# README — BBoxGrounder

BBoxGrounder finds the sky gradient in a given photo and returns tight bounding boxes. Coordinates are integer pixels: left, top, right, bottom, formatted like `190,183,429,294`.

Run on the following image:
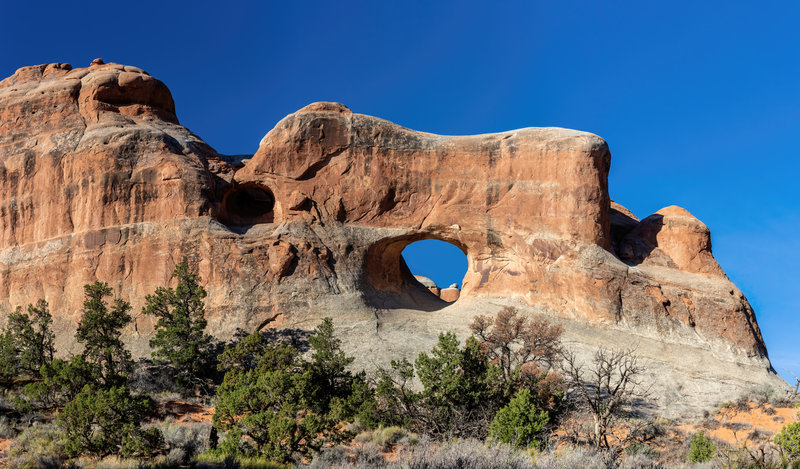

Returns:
2,1,798,382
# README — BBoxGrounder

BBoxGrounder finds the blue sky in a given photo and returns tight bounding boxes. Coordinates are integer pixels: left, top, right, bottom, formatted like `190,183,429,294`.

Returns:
2,1,798,382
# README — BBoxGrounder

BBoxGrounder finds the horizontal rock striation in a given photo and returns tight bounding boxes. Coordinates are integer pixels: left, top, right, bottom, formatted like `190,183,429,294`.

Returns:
0,61,785,415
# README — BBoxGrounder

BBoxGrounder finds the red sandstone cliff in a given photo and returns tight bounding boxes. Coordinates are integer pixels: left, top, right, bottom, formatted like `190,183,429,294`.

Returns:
0,61,783,415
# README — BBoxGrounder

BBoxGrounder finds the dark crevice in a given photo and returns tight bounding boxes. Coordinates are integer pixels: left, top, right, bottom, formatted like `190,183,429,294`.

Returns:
218,183,275,226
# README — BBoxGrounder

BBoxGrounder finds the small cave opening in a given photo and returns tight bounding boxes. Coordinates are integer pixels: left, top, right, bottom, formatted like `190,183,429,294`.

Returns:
402,239,468,303
219,184,275,226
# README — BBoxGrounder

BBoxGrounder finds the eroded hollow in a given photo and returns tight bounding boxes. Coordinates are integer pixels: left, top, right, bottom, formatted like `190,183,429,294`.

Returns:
219,183,275,225
365,234,468,309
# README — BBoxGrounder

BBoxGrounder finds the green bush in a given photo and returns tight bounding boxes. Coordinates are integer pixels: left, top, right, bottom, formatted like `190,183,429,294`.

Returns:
375,333,503,439
58,384,162,458
489,388,549,448
688,430,716,463
17,355,97,411
213,318,374,463
776,420,800,460
0,330,16,386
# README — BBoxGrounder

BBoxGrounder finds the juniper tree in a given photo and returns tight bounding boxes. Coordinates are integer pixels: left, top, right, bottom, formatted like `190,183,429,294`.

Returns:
5,299,56,377
489,388,550,448
143,262,214,393
0,330,15,387
376,332,502,438
59,384,162,458
75,281,133,385
213,318,374,462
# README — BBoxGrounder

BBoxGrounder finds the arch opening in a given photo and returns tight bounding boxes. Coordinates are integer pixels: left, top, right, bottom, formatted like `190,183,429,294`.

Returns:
402,239,468,303
220,183,275,225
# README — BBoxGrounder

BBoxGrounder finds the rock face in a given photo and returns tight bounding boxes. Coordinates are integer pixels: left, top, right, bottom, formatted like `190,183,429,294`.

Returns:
0,62,786,415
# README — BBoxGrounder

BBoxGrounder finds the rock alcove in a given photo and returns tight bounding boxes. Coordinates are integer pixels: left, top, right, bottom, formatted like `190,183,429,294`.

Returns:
219,183,275,226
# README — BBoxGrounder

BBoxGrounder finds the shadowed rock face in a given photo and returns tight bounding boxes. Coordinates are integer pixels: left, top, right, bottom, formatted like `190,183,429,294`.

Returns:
0,62,785,415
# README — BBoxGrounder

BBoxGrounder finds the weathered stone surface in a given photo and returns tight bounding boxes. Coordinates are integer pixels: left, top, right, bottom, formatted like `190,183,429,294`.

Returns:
414,275,441,297
440,287,460,303
0,62,786,416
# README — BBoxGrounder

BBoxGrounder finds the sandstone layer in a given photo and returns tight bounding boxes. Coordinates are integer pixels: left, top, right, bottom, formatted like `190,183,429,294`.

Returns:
0,61,786,416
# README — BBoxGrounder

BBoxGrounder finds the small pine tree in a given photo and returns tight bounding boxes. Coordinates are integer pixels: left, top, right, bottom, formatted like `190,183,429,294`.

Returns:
307,317,354,411
6,299,55,376
489,388,549,448
376,332,501,438
143,262,214,393
0,329,16,387
688,430,716,463
0,299,55,383
75,281,133,385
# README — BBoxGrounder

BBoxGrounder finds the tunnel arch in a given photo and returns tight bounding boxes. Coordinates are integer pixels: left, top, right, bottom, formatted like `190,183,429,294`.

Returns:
218,183,275,225
365,233,469,308
402,239,467,303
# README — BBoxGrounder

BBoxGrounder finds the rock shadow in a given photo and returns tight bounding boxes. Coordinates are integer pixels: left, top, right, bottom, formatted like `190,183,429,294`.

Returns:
615,214,664,266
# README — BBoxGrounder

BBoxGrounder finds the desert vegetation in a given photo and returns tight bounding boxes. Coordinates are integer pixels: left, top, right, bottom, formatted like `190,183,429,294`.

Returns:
0,264,798,468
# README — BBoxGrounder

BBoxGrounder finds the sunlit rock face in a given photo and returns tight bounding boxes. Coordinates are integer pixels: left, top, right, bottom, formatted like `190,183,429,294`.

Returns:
0,61,786,416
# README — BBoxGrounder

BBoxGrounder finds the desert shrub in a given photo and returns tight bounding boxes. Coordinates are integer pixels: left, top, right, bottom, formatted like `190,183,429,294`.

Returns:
775,419,800,460
17,355,98,411
58,384,162,458
154,419,213,465
400,437,536,469
533,445,609,469
490,388,549,448
0,415,15,438
195,452,292,468
375,333,502,439
304,442,388,469
8,423,71,469
688,430,716,463
143,262,216,395
617,450,662,469
354,425,413,452
213,318,374,463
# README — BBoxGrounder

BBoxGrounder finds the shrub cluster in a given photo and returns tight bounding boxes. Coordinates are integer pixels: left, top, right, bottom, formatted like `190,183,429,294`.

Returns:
12,262,777,468
212,318,374,463
2,261,216,464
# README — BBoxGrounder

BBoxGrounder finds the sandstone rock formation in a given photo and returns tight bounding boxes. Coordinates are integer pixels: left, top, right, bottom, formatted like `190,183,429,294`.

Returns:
413,276,441,297
0,61,786,415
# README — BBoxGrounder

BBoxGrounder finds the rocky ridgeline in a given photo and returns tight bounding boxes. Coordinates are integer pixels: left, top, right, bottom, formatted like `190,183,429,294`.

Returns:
0,60,787,415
